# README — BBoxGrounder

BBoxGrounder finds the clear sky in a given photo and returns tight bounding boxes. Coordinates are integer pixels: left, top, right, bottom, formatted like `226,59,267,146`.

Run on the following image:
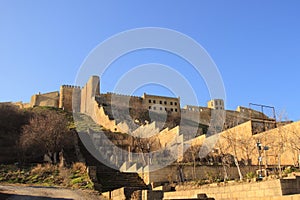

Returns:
1,1,299,121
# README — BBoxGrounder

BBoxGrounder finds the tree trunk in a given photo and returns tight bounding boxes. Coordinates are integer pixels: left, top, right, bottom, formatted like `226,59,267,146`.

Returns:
222,163,228,181
278,153,282,178
193,160,196,180
234,156,243,180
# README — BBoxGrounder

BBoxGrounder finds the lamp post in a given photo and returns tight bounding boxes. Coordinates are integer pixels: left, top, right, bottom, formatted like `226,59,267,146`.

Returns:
257,141,263,179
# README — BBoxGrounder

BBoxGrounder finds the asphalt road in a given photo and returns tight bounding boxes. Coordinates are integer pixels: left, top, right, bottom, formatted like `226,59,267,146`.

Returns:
0,184,106,200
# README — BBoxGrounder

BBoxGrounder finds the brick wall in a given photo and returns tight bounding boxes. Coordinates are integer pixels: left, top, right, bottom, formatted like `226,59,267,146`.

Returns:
164,179,288,199
140,165,258,185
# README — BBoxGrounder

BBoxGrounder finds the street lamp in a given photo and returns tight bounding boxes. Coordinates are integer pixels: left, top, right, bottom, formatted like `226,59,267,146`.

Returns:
256,141,269,179
257,141,263,180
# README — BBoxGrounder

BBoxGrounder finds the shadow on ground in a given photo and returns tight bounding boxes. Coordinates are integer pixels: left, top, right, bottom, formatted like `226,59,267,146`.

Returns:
0,192,72,200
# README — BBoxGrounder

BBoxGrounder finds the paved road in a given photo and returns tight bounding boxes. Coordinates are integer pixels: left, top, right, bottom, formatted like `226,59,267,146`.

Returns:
0,185,107,200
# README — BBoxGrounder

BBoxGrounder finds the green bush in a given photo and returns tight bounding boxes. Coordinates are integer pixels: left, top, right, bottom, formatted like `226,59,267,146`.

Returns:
70,177,83,185
283,166,297,175
245,172,257,179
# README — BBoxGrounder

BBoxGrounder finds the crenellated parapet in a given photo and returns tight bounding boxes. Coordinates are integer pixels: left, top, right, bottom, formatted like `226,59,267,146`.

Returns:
59,85,81,112
61,85,81,89
106,92,141,99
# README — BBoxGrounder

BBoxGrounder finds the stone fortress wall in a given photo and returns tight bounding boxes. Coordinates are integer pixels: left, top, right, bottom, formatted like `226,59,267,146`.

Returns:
11,75,300,196
29,85,81,112
15,75,300,168
142,93,180,116
59,85,81,112
24,75,268,131
186,120,300,166
30,91,60,108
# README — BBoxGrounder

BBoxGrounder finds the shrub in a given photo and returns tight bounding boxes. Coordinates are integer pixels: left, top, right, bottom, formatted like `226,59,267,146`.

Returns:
69,162,93,189
71,162,86,174
245,172,257,179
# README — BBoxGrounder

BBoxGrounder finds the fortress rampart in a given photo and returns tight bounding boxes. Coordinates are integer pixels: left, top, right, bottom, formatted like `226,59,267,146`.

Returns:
59,85,81,112
11,75,300,173
30,91,59,108
23,75,271,129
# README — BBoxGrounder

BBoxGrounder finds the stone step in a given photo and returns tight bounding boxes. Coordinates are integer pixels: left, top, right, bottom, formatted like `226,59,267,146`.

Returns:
77,128,147,193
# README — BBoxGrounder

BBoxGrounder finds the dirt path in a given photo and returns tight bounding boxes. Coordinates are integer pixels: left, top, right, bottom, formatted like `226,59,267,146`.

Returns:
0,184,107,200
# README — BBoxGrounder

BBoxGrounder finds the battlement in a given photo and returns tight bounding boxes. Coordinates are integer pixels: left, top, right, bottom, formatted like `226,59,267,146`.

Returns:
61,85,81,89
23,75,275,130
142,93,179,100
106,92,141,99
182,105,211,112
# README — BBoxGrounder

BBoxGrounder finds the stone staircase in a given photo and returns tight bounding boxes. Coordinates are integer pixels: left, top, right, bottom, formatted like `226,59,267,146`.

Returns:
77,129,148,192
74,107,210,188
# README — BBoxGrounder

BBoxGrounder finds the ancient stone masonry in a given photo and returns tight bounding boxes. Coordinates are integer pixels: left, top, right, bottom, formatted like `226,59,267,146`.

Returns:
30,91,59,108
142,93,181,117
80,76,100,115
59,85,81,112
13,75,300,189
23,75,273,135
20,75,281,152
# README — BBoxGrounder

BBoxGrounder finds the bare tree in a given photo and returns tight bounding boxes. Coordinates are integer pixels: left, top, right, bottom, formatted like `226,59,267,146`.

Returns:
183,145,201,180
0,103,29,163
20,109,74,163
238,132,257,166
219,117,246,180
287,127,300,167
214,142,234,181
269,113,290,177
133,137,159,165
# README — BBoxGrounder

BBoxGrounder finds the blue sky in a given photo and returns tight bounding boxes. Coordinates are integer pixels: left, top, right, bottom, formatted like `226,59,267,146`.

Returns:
0,1,299,120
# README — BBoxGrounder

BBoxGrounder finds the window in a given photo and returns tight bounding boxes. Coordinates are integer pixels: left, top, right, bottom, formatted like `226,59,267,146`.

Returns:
170,102,173,105
153,100,156,104
175,102,177,106
211,102,213,106
171,108,173,112
153,106,156,110
149,100,151,103
215,101,218,105
165,108,167,111
160,107,162,110
175,108,178,112
149,106,151,109
160,100,162,104
164,101,167,105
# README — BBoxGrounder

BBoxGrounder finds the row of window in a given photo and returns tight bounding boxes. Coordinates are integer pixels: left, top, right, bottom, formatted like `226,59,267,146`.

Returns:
148,106,178,112
148,99,178,106
187,107,203,112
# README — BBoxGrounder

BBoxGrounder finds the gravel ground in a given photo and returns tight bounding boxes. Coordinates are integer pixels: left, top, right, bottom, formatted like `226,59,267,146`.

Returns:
0,184,107,200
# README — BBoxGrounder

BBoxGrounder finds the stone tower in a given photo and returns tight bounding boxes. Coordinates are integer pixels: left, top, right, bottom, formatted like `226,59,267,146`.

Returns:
80,76,100,114
59,85,81,112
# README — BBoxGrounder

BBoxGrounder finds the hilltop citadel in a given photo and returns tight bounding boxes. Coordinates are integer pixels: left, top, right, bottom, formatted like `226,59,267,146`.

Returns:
15,75,273,131
12,75,298,167
5,75,300,199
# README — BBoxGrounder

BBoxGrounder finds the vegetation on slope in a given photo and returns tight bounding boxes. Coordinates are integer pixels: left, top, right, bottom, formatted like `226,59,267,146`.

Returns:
0,162,93,189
